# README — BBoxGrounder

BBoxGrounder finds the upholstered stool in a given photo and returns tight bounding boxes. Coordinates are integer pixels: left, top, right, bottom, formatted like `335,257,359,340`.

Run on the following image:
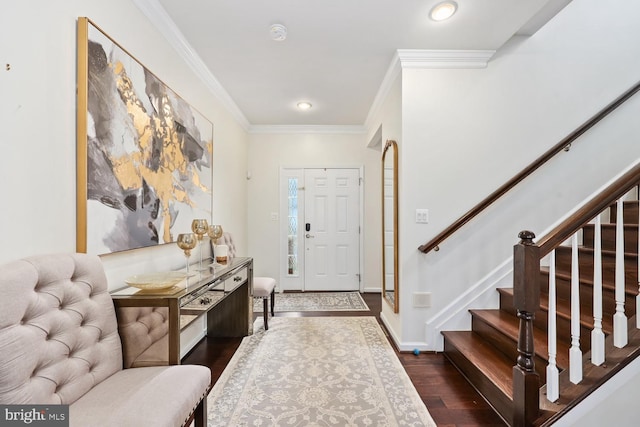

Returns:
253,276,276,330
215,232,276,330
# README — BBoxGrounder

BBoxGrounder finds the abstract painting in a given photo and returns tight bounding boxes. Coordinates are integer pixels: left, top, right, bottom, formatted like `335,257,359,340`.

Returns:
76,18,213,255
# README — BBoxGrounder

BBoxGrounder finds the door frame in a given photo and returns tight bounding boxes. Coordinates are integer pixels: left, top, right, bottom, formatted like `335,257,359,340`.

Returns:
278,166,364,292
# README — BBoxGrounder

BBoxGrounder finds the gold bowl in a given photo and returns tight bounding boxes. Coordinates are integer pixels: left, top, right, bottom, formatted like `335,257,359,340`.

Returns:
125,272,189,290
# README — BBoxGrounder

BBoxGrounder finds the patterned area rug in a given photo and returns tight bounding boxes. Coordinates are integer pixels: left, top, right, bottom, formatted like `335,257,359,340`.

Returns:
253,291,369,312
207,317,436,426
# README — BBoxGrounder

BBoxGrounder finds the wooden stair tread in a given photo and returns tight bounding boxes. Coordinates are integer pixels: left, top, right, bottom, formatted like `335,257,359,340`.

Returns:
539,293,614,336
442,330,514,398
441,200,640,424
470,309,570,369
498,287,614,335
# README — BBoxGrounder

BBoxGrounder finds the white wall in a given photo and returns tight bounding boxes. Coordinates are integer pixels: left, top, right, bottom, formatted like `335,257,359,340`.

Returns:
365,73,403,341
247,132,380,289
396,0,640,348
0,0,248,288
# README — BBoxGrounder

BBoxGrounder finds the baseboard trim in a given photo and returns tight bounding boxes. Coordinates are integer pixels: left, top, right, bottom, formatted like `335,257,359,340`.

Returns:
425,257,512,351
379,312,430,352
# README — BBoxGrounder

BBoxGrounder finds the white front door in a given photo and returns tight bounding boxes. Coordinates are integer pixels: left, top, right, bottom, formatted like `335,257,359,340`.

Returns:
303,168,360,291
279,168,361,292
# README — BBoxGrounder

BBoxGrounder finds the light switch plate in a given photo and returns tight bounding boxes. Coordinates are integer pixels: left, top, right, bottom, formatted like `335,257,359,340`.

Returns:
415,209,429,224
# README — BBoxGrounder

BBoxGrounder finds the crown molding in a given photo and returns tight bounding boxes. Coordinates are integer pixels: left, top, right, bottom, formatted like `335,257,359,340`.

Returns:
397,49,496,69
248,125,367,135
364,52,402,131
132,0,250,131
364,49,496,132
127,5,498,133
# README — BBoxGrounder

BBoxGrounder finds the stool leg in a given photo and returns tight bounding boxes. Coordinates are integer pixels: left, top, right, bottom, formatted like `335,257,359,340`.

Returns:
263,298,269,330
270,289,275,316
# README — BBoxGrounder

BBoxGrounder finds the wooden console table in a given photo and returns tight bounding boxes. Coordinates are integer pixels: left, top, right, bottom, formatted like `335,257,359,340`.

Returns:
111,257,253,365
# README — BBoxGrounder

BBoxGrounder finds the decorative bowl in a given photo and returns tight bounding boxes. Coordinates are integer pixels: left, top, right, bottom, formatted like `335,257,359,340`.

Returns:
124,272,189,290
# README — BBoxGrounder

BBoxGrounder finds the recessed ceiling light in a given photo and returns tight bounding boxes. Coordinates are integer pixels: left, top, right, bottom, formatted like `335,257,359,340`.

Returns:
430,1,458,21
270,24,287,41
297,101,312,110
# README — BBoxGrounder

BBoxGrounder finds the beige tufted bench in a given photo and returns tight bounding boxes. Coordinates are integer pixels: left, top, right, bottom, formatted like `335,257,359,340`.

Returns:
0,253,210,427
116,305,172,368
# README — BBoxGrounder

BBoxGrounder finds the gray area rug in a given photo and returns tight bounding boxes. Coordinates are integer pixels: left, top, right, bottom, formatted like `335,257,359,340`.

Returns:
253,291,369,312
207,317,436,426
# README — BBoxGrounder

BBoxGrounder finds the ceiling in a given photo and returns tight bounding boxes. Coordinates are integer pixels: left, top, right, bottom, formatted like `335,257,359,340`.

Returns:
135,0,572,131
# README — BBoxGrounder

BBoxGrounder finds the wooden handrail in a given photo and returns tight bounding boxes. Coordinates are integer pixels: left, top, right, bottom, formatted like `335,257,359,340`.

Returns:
418,80,640,254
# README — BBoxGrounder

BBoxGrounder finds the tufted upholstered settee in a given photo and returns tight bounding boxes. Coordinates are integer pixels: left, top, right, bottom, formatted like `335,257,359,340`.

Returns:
0,253,210,427
116,304,173,368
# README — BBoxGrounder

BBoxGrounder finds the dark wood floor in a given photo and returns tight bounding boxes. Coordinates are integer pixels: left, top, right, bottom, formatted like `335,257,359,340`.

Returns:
182,292,507,426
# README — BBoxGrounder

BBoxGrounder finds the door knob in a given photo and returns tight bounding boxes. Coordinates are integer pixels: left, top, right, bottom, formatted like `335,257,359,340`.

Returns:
305,233,314,238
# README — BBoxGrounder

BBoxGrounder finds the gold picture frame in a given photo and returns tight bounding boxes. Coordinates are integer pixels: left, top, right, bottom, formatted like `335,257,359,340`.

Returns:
76,17,213,255
382,139,399,313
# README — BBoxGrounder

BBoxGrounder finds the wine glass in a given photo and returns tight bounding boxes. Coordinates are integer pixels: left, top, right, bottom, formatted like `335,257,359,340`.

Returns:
177,233,197,275
207,225,224,266
191,219,209,270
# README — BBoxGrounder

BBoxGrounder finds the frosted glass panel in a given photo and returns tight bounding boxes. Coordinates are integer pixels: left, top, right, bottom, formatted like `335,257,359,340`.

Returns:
287,178,298,276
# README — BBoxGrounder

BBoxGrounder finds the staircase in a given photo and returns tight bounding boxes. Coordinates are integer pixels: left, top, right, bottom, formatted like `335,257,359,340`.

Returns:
443,200,640,425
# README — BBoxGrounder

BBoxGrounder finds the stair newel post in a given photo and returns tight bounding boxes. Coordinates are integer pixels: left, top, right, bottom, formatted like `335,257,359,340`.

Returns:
513,230,540,427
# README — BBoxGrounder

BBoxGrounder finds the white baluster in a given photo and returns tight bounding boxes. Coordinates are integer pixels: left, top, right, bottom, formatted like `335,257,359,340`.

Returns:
591,215,605,365
547,249,559,402
614,198,628,348
570,233,583,384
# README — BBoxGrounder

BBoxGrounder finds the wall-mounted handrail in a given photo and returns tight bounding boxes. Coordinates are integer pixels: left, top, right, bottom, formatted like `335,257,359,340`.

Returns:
418,80,640,254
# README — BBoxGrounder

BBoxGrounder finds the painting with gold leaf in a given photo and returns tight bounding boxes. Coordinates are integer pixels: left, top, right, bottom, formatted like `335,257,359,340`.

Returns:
76,18,213,255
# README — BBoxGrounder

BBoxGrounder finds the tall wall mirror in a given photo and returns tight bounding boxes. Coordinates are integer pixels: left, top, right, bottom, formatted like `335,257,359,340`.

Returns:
382,140,399,313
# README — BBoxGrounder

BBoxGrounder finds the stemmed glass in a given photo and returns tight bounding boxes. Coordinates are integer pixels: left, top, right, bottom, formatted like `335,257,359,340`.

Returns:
176,233,197,275
207,224,224,266
191,219,209,271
